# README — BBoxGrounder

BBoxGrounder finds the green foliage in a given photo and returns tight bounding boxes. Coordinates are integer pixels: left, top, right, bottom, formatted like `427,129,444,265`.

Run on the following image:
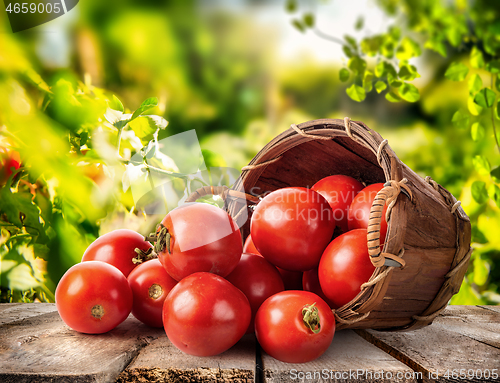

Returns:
444,62,469,81
290,0,500,305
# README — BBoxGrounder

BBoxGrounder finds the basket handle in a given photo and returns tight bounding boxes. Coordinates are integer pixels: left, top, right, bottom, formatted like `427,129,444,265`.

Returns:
367,179,412,268
186,185,261,204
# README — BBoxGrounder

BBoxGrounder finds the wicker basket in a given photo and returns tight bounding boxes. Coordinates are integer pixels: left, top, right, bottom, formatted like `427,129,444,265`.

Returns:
189,118,472,331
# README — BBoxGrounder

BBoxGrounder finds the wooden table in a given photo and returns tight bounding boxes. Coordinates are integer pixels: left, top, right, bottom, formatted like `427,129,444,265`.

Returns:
0,303,498,382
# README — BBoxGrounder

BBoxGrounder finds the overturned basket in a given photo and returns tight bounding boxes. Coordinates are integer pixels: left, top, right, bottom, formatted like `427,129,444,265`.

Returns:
189,118,472,331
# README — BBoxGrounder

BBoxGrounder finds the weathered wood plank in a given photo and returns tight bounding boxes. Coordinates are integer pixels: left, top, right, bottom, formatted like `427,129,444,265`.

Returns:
435,305,500,349
356,306,500,383
0,302,58,326
262,330,418,383
116,334,256,383
0,303,164,383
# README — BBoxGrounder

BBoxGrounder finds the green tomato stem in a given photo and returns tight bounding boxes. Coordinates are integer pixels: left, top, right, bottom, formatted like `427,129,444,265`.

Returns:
302,303,321,334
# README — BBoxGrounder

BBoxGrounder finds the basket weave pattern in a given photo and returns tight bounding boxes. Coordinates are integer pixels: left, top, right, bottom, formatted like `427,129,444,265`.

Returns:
225,118,472,331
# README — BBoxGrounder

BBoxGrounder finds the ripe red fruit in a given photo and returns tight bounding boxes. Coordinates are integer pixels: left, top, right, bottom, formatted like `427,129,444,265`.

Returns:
318,229,375,309
225,253,284,333
127,259,177,328
348,183,388,244
250,187,334,271
163,272,251,356
312,174,364,233
55,261,133,334
82,229,153,277
156,203,242,281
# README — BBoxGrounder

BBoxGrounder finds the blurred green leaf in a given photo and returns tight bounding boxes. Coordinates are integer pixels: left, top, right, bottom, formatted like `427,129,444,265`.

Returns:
396,37,421,60
375,81,387,93
303,13,315,28
468,96,483,116
471,181,489,204
451,110,470,129
344,35,357,49
488,184,500,208
399,83,420,102
128,115,169,142
131,97,159,121
385,90,401,102
470,46,485,69
425,37,447,57
0,189,46,243
109,95,124,112
471,225,488,244
473,254,489,286
446,26,463,47
474,88,496,108
486,60,500,74
390,80,402,88
468,74,482,95
375,61,385,78
339,68,350,82
342,46,354,58
445,61,469,81
398,64,420,81
23,68,52,94
285,0,297,12
491,166,500,183
471,122,485,141
346,84,366,102
348,56,366,76
355,16,364,30
292,19,305,33
360,36,383,56
473,155,491,176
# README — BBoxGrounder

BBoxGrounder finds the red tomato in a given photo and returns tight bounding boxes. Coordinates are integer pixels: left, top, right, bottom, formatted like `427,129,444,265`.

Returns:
250,187,334,271
243,235,303,291
318,229,375,309
81,229,153,277
302,269,335,308
348,183,388,244
55,261,132,334
278,268,304,290
243,234,260,255
162,272,251,356
312,175,364,233
255,290,335,363
157,203,242,281
225,253,284,333
127,259,177,328
0,149,21,185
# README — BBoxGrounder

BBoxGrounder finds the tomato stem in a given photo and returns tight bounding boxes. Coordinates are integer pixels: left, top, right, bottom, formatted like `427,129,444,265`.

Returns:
154,224,171,255
132,246,156,264
302,303,321,334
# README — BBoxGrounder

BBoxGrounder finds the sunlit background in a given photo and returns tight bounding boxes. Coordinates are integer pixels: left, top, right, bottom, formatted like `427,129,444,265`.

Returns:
0,0,499,305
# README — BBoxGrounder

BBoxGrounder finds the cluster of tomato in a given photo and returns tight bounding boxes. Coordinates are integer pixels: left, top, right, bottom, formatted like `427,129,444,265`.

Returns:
55,174,386,364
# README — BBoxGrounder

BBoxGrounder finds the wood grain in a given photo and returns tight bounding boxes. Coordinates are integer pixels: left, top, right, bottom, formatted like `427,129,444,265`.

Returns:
0,304,163,383
116,334,256,383
0,302,58,326
262,330,418,383
356,306,500,383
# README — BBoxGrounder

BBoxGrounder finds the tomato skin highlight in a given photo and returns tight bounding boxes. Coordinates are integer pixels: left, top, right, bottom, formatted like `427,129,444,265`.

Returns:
55,261,133,334
225,253,284,333
158,203,242,281
255,290,335,364
250,187,335,271
127,259,177,328
162,272,251,356
311,174,364,233
318,229,375,309
348,183,388,244
81,229,153,277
